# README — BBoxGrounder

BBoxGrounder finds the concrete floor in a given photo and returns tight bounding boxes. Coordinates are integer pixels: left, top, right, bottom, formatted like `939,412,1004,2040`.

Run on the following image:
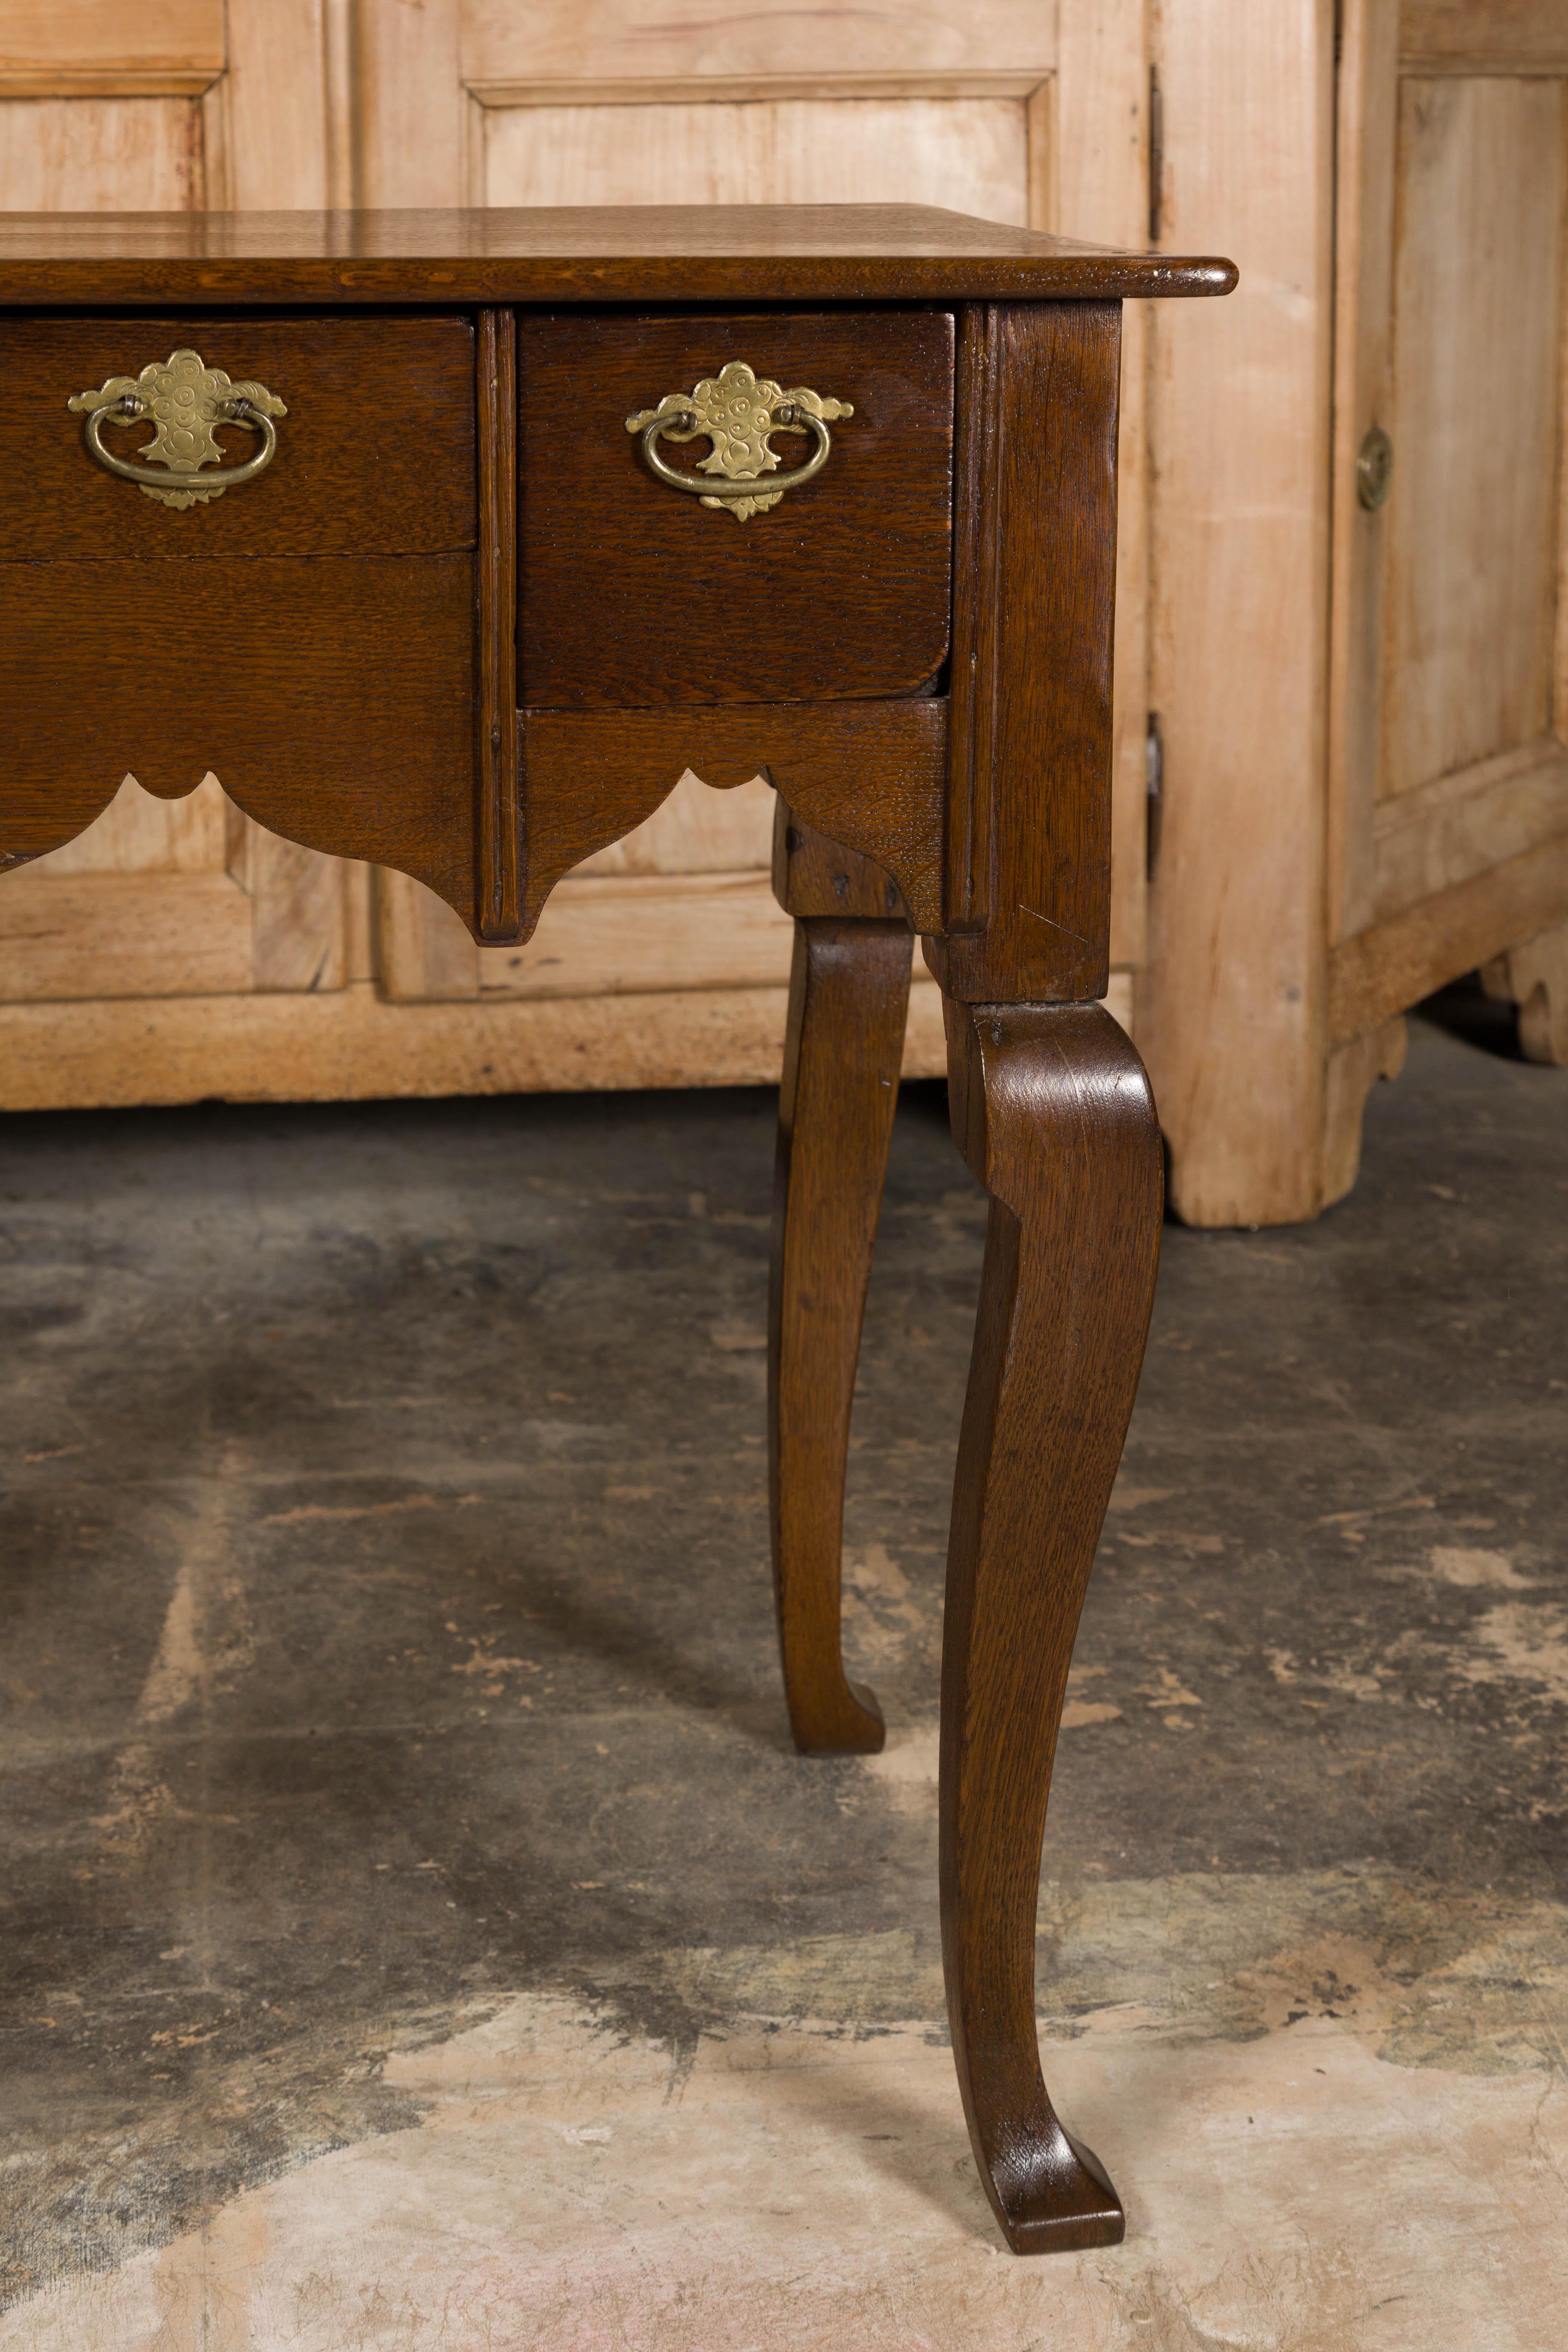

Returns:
0,992,1564,2350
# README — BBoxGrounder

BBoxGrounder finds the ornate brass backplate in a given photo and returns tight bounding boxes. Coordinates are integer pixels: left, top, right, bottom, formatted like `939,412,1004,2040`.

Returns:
626,361,853,521
67,347,287,509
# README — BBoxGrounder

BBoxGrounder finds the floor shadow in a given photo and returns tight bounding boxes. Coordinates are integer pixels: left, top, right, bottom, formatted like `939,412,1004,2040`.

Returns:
484,1534,798,1755
752,2024,999,2242
1413,971,1527,1060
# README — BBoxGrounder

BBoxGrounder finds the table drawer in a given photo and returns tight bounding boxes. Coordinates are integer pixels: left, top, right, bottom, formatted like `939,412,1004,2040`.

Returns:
519,309,954,708
3,315,476,561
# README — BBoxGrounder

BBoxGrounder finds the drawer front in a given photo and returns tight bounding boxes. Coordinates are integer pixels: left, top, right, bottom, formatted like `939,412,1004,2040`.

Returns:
519,309,954,708
4,315,476,560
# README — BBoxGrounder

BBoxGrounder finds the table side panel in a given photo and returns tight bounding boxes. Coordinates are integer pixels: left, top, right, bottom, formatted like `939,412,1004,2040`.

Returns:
931,300,1121,1003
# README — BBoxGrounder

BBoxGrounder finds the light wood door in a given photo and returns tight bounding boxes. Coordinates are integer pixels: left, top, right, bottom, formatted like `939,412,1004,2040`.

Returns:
1139,0,1568,1229
1327,0,1568,1072
355,0,1149,1056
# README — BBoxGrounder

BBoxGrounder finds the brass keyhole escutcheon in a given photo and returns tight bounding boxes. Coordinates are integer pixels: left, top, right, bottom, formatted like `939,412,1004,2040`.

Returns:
1356,424,1393,512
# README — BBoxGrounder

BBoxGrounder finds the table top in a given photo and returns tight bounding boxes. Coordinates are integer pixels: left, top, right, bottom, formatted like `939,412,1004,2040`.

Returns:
0,204,1237,307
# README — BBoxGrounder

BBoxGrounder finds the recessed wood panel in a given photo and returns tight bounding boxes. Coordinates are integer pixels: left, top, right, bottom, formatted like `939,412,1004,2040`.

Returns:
478,870,794,998
518,308,953,707
0,871,253,1001
1,315,476,562
0,96,202,206
1400,1,1568,75
484,98,1029,225
462,0,1053,84
0,1,223,95
1380,74,1566,801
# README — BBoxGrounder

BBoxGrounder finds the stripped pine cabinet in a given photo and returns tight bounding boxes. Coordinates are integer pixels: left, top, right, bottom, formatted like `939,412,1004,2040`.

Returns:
1326,12,1568,1102
12,1,1554,1230
1142,0,1568,1223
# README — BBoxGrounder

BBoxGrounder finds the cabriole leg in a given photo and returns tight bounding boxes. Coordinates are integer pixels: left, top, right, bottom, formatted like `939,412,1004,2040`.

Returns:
940,998,1162,2252
769,916,910,1754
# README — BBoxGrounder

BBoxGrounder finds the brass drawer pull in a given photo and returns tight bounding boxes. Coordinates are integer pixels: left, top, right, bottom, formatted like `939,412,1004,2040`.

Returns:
626,361,852,521
67,347,287,510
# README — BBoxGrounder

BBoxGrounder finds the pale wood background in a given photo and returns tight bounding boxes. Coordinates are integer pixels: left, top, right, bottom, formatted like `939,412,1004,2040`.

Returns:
4,0,1565,1234
1141,0,1568,1222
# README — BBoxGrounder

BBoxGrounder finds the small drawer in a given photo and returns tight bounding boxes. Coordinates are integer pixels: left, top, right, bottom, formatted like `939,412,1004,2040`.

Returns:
2,315,476,561
519,309,954,708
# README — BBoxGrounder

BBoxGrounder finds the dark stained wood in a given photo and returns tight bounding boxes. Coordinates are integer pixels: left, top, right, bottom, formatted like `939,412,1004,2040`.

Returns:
929,303,1122,1004
0,315,475,562
518,699,945,937
769,918,912,1754
0,217,1239,2254
475,310,521,941
0,556,476,915
944,303,1002,935
0,206,1239,309
940,998,1162,2253
772,797,909,922
518,310,953,710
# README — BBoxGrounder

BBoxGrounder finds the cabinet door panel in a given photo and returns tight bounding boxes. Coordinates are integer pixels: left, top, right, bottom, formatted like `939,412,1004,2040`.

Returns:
0,97,202,209
1381,77,1565,805
1327,3,1568,1048
485,96,1029,223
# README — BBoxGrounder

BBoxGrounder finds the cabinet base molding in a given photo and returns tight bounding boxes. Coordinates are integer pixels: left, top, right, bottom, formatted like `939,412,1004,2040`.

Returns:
1329,831,1568,1045
1480,920,1568,1066
1321,1014,1408,1211
0,970,1134,1115
0,976,946,1115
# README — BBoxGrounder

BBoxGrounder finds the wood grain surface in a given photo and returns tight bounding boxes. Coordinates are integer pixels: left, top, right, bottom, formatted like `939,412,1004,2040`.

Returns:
0,555,477,916
771,798,910,922
518,699,945,936
518,309,953,708
0,204,1238,307
768,917,912,1753
1136,0,1335,1225
475,308,520,939
1329,827,1568,1044
1379,74,1565,805
0,315,476,560
931,301,1121,1004
940,997,1161,2251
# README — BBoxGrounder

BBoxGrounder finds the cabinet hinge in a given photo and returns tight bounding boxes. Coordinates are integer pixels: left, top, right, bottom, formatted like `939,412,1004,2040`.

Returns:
1145,712,1164,883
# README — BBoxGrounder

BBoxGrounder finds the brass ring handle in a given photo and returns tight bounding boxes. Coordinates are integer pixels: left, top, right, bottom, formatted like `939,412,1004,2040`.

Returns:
67,348,288,511
625,362,853,522
638,406,832,504
83,395,278,495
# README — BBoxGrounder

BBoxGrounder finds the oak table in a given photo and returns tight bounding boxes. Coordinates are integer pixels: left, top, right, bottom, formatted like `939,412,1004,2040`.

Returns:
0,205,1234,2254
